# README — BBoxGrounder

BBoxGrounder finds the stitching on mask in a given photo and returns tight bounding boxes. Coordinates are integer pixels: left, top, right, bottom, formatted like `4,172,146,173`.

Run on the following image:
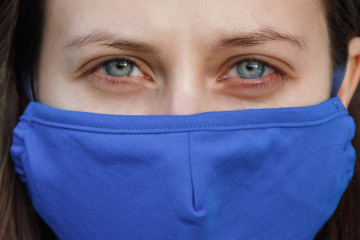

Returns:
28,111,349,133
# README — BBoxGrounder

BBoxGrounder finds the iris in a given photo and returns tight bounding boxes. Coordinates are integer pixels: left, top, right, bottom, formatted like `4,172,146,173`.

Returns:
237,61,266,79
104,61,134,77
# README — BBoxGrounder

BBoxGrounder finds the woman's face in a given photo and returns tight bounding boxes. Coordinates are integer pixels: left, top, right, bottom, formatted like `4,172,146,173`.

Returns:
37,0,331,115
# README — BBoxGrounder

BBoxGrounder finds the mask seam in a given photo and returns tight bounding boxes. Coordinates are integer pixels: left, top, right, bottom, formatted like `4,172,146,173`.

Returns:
25,111,348,133
338,115,356,181
187,132,196,211
11,120,33,197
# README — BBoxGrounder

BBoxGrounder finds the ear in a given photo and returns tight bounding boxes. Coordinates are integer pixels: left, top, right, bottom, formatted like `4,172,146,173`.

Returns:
338,37,360,108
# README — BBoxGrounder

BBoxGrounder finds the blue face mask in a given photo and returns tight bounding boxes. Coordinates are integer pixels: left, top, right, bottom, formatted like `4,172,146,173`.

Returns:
10,96,355,240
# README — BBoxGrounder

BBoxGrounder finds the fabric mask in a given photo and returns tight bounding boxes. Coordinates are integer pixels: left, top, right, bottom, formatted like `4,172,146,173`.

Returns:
11,97,355,240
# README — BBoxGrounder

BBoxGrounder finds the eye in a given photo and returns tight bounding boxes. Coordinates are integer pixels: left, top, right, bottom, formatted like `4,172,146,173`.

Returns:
217,57,287,92
236,61,267,79
100,59,142,77
83,57,153,92
228,60,275,79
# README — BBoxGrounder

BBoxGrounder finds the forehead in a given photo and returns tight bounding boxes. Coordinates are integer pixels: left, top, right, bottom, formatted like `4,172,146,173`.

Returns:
46,0,326,46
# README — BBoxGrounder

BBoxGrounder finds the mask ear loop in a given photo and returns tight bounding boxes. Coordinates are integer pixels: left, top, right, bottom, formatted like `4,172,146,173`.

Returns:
331,65,347,98
21,73,34,101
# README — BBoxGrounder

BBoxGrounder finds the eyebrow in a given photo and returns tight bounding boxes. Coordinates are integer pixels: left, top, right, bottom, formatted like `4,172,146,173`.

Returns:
215,29,307,50
64,31,160,54
64,28,306,54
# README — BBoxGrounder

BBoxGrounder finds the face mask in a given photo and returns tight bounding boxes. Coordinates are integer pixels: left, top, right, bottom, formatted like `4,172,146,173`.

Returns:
11,97,355,240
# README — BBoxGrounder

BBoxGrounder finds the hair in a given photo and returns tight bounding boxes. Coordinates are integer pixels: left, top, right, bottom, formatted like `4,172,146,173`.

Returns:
0,0,359,239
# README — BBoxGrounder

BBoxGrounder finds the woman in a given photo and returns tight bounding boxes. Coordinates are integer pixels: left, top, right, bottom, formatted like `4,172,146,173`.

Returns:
1,0,360,239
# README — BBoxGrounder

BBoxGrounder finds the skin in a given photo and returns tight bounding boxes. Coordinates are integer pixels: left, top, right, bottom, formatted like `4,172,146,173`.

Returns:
37,0,360,115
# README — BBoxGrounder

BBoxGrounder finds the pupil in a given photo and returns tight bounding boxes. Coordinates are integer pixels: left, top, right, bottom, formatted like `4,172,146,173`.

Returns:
116,61,128,69
246,62,258,71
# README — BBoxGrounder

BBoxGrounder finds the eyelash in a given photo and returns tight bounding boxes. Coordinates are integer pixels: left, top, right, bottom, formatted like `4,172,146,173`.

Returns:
84,56,287,88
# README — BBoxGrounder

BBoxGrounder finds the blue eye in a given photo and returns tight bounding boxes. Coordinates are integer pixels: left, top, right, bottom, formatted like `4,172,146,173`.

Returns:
104,60,134,77
236,61,266,79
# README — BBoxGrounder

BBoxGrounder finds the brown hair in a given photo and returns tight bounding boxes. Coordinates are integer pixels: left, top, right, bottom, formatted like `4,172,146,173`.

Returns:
0,0,359,239
0,0,56,239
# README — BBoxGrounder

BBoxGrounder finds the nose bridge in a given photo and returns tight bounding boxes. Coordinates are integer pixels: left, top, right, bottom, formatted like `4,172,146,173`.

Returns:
161,51,210,115
162,68,209,115
154,21,216,115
